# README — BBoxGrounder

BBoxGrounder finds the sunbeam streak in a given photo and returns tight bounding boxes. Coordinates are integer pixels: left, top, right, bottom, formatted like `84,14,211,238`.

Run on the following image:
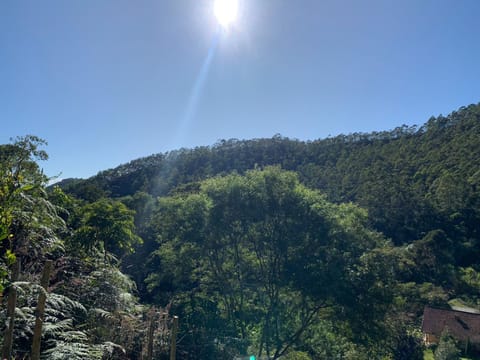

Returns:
172,30,221,148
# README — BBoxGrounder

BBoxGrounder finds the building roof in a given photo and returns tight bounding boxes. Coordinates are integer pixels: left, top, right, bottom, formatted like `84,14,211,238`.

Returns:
422,306,480,343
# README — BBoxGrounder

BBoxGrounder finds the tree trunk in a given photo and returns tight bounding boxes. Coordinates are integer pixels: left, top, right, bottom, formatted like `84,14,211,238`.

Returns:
31,260,53,360
1,259,21,360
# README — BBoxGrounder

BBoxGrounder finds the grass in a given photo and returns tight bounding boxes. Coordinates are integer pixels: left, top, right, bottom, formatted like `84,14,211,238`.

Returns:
423,349,434,360
423,348,475,360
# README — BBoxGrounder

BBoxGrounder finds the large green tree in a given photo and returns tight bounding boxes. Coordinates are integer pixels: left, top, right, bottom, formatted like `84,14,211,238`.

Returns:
0,136,64,290
73,198,142,260
147,167,393,359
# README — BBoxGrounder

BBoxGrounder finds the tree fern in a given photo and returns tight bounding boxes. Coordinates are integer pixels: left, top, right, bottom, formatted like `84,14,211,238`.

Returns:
42,338,101,360
42,319,74,338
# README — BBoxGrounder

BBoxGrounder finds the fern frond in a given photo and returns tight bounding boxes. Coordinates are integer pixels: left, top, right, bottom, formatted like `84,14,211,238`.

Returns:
55,330,90,342
15,306,34,320
42,340,99,360
42,319,74,338
98,341,126,356
12,281,45,294
47,292,87,315
90,307,115,321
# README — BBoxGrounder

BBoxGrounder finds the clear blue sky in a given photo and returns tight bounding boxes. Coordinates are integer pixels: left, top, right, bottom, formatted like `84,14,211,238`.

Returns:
1,0,479,179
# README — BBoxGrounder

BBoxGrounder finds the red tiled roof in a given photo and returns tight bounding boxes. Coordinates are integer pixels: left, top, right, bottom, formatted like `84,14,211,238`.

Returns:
422,306,480,343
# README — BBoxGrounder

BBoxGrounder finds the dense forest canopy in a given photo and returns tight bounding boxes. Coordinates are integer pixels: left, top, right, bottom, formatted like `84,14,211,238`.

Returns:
1,103,480,359
61,103,480,247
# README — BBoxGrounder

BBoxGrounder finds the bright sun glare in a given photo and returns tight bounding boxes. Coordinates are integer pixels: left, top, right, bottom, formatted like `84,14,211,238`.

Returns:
214,0,238,28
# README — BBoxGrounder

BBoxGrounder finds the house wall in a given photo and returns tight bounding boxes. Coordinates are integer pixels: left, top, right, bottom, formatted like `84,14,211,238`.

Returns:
423,333,438,345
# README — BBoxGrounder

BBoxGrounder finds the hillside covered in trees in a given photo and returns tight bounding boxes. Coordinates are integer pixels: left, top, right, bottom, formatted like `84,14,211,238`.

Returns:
2,103,480,359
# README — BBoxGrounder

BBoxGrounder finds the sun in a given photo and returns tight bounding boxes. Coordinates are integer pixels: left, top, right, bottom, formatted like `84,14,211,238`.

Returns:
214,0,239,28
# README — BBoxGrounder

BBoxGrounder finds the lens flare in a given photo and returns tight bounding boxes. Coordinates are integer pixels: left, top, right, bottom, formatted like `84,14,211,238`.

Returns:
171,32,221,149
214,0,238,28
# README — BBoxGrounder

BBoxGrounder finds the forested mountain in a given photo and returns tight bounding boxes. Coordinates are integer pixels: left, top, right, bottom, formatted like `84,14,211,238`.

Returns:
2,103,480,359
62,103,480,248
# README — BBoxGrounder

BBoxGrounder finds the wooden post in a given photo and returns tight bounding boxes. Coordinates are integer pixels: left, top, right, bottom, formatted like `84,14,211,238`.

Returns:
169,316,179,360
1,259,21,360
31,260,53,360
146,308,156,360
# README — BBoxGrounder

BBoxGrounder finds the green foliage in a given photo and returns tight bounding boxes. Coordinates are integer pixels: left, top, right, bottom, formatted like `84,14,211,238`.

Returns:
61,103,480,250
4,102,479,358
434,330,461,360
301,319,370,360
425,349,435,360
146,167,392,358
458,267,480,303
0,137,153,360
2,280,94,359
81,264,138,312
73,198,142,258
407,230,455,285
282,351,312,360
390,327,424,360
0,135,64,293
0,137,65,250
